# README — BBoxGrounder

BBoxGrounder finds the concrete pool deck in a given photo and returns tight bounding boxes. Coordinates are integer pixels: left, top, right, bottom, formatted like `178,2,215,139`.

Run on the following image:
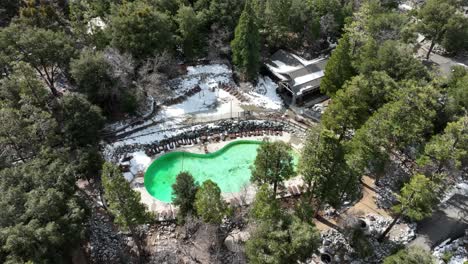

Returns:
130,133,305,216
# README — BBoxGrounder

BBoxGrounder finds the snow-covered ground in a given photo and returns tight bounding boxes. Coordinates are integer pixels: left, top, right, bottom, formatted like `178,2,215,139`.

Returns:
244,77,283,110
398,3,413,11
122,151,152,181
105,64,284,149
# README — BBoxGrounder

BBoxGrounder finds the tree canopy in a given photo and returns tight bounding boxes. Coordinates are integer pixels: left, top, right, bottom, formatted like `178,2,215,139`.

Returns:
194,180,227,224
231,0,261,81
383,246,436,264
251,140,295,193
300,126,359,210
320,34,355,96
172,171,199,220
101,162,152,257
417,0,468,58
110,0,174,59
0,154,87,263
0,25,76,96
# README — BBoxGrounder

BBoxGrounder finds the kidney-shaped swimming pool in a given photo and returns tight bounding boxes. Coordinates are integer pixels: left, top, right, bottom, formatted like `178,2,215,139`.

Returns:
146,139,300,202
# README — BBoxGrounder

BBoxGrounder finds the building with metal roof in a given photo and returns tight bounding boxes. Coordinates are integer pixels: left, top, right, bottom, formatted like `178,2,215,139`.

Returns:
266,50,328,105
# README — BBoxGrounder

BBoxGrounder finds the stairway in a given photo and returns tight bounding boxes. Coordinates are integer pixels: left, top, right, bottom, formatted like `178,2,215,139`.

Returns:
221,84,249,102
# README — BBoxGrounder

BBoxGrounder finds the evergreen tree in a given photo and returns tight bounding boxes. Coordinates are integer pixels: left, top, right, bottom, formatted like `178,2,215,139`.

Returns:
440,14,468,55
17,0,68,30
231,0,260,81
0,71,61,163
245,216,320,263
194,180,227,224
251,140,295,194
175,5,203,59
110,1,174,59
300,126,359,211
249,184,282,222
349,84,440,176
59,94,105,147
263,0,292,48
0,0,20,27
419,115,468,174
0,25,76,96
322,71,399,138
320,34,355,96
70,49,120,116
379,174,439,241
384,246,435,264
374,40,429,81
101,162,152,259
0,155,87,263
416,0,462,59
445,66,468,119
172,172,199,220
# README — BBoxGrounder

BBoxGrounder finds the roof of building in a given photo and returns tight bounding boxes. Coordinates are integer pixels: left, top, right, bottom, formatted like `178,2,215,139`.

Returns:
266,50,328,95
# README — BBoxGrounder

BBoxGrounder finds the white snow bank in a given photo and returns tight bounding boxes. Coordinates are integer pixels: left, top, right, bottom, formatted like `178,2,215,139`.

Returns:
105,64,244,149
87,17,107,34
122,151,152,182
441,182,468,204
266,61,301,74
187,64,232,76
398,3,413,11
294,71,324,86
123,172,134,182
291,54,326,67
244,77,283,110
129,151,152,175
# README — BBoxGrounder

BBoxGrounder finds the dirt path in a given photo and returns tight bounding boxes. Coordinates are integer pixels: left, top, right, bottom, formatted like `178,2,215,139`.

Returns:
314,176,390,231
347,176,390,218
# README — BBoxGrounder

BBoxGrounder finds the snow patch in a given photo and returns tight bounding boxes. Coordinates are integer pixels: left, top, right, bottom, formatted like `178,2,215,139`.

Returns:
121,151,152,182
294,71,325,86
398,3,413,11
244,77,283,110
187,64,232,76
87,17,106,34
129,151,152,175
266,61,301,74
291,54,326,67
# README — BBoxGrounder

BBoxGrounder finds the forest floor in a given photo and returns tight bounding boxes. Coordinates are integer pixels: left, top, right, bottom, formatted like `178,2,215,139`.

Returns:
314,176,390,231
313,176,416,243
417,38,468,76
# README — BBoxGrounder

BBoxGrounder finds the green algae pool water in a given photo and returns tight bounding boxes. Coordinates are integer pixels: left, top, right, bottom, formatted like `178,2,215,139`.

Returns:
144,140,297,203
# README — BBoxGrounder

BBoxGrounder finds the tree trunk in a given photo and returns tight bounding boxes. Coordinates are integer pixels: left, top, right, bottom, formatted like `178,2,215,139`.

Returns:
129,225,143,264
426,40,436,60
273,181,277,194
314,199,322,218
6,133,26,162
338,175,354,202
308,181,316,205
378,214,401,242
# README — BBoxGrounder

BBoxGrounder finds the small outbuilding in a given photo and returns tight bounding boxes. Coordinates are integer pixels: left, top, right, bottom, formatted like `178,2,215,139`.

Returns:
266,50,328,105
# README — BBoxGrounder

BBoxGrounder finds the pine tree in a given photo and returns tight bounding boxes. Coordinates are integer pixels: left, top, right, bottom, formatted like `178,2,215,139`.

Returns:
299,126,359,212
379,174,439,241
251,140,295,194
245,216,320,263
320,34,355,96
417,0,459,59
249,184,282,222
322,71,399,138
384,246,435,264
419,116,468,175
194,180,227,224
230,0,260,81
172,171,199,220
101,162,152,260
175,5,202,60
